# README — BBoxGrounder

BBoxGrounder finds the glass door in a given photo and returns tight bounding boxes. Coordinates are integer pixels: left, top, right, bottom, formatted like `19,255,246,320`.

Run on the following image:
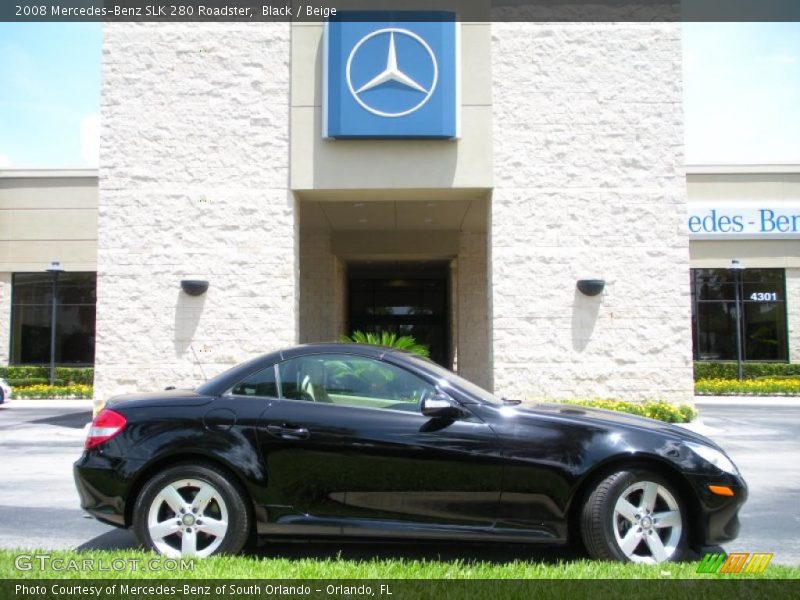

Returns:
347,263,450,367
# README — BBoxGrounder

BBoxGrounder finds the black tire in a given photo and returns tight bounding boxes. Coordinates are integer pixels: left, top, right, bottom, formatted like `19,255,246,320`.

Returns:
581,469,689,563
132,462,251,557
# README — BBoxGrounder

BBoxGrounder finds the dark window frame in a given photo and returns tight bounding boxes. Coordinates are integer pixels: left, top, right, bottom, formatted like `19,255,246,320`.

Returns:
9,271,97,367
690,268,789,363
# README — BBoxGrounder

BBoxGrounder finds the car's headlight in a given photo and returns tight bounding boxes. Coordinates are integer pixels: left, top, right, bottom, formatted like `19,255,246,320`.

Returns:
686,442,739,475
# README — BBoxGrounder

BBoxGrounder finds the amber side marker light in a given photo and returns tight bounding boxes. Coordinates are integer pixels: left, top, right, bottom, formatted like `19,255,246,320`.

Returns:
708,485,735,497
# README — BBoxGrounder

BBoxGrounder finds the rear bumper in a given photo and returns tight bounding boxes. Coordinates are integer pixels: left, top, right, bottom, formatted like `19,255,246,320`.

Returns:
73,452,143,528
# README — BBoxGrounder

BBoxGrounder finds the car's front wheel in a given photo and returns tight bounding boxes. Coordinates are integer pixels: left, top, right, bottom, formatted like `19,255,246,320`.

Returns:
132,463,251,558
581,469,688,563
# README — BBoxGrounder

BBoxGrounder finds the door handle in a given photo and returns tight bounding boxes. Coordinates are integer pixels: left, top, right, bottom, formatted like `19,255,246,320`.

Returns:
266,423,310,440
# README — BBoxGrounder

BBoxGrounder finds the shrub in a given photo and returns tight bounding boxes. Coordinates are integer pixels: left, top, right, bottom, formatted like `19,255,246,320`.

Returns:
12,384,93,399
0,365,94,385
5,378,65,387
695,378,800,396
339,331,430,357
0,366,93,385
694,362,800,381
556,399,697,423
678,403,697,422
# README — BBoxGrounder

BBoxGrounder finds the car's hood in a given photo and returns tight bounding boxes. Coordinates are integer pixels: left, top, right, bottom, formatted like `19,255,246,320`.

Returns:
512,402,718,447
106,388,213,410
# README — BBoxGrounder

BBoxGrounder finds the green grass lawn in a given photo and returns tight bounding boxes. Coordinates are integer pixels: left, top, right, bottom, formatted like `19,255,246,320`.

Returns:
2,549,798,580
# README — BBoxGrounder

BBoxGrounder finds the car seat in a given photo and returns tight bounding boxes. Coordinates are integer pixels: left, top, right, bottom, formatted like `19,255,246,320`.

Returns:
299,360,333,403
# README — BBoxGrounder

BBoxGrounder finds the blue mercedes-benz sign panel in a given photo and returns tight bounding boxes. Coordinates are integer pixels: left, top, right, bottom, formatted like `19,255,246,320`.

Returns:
324,12,459,139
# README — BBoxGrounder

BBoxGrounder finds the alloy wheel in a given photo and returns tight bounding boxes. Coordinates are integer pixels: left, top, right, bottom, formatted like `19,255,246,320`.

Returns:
147,478,229,558
612,480,683,563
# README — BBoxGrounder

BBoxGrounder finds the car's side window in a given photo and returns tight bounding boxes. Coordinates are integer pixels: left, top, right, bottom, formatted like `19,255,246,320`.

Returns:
277,354,434,413
230,364,279,398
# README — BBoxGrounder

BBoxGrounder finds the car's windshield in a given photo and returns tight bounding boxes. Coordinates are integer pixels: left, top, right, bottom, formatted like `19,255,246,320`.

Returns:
403,353,502,406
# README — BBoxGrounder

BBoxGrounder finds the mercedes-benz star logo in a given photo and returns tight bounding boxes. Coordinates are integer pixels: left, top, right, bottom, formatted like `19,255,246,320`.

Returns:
346,28,439,118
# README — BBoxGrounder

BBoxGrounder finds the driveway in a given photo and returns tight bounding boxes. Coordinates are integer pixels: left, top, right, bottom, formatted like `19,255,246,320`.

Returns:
0,399,797,565
0,400,131,551
691,400,800,565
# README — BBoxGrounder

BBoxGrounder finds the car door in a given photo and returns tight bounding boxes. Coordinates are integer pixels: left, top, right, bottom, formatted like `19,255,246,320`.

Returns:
254,353,503,533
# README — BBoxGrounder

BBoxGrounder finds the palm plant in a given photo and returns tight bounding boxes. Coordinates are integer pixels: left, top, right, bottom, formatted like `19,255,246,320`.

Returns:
339,330,430,358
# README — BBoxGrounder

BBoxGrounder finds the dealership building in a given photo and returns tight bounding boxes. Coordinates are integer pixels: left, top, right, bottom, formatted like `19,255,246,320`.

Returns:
1,20,798,404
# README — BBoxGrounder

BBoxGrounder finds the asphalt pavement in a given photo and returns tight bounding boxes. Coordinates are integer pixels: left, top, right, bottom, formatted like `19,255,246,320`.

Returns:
0,400,132,552
691,399,800,565
0,398,797,565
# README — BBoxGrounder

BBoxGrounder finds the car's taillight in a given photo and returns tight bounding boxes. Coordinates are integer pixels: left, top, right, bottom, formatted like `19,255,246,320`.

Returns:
85,408,127,449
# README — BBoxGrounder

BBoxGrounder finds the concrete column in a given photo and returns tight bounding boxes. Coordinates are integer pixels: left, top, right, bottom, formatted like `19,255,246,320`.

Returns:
787,268,800,363
299,228,344,343
0,273,10,364
457,232,491,390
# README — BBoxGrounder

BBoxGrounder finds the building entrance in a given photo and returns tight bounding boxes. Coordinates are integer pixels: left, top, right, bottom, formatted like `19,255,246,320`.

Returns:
346,262,450,367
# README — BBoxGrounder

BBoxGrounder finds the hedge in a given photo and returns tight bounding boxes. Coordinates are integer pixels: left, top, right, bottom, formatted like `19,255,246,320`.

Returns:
11,384,93,399
695,378,800,396
557,399,696,423
5,377,65,387
0,366,93,385
694,361,800,380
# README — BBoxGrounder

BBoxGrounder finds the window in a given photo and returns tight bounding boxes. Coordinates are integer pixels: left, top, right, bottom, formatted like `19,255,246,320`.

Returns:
10,272,97,365
230,365,278,397
277,354,434,412
690,268,788,362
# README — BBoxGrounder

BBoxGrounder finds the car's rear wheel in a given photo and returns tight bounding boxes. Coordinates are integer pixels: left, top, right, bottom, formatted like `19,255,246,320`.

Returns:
581,469,687,563
132,463,251,558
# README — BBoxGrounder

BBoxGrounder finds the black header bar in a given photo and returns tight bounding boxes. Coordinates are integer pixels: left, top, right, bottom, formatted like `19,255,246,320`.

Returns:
1,1,800,23
4,578,800,600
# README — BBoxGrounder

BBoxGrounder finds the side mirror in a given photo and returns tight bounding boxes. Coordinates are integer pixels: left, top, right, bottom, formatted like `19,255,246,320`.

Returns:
421,391,465,420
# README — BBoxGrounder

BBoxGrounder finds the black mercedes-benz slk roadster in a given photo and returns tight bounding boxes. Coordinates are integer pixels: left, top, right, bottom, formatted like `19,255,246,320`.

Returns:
75,343,746,562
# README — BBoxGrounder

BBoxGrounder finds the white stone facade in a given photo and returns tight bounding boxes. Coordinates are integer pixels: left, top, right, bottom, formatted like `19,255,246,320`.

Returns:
95,23,295,402
490,23,694,402
92,21,699,405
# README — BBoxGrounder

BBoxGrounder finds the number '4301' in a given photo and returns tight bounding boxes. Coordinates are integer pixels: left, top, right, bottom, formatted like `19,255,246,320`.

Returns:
750,292,777,302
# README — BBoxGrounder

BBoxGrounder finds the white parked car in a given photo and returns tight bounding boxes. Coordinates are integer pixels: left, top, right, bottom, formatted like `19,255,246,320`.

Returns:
0,378,11,405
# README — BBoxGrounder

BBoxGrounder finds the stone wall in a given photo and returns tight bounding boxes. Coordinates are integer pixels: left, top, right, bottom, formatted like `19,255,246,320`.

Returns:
94,23,295,404
457,231,492,390
491,23,693,402
299,228,344,344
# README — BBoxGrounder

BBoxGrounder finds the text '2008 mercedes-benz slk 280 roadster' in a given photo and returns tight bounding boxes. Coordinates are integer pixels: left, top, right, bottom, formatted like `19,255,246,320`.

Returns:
75,343,746,562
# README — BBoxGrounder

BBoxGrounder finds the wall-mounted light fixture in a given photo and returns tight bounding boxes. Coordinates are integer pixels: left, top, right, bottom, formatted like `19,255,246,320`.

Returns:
576,279,605,297
181,279,209,296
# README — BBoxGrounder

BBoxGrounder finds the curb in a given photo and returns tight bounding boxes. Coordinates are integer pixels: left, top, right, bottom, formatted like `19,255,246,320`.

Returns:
676,418,723,435
694,396,800,407
1,398,93,410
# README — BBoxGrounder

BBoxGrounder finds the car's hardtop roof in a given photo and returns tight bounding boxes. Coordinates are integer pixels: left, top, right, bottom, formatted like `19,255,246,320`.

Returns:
279,342,416,360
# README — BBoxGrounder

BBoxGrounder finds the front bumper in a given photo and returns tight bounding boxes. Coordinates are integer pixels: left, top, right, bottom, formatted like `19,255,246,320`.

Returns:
688,473,748,545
